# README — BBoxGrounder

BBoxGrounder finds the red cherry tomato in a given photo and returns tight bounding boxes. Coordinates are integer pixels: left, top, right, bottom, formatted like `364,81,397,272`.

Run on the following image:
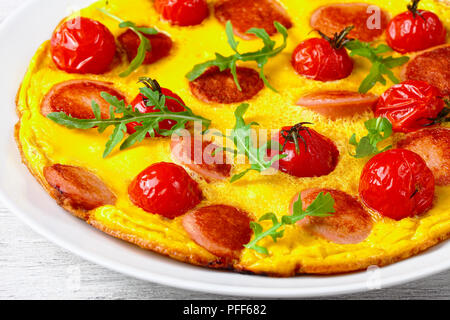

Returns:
359,149,434,220
386,0,446,53
51,17,116,74
269,124,339,178
154,0,209,26
374,80,445,133
126,88,186,137
291,38,353,82
128,162,203,218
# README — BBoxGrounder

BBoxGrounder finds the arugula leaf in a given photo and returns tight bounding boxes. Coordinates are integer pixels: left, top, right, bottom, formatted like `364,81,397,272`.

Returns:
47,78,211,157
186,21,288,92
245,192,335,255
349,117,393,158
98,8,158,77
223,103,286,182
344,40,409,93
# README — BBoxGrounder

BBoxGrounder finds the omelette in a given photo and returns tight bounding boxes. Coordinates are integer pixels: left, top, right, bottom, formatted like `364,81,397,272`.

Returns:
15,0,450,276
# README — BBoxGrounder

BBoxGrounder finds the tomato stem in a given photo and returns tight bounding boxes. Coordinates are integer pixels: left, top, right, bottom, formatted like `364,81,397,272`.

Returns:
424,99,450,126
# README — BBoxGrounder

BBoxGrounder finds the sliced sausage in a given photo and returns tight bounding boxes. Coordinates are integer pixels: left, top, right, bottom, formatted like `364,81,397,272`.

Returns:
189,66,264,104
171,136,231,182
310,3,389,42
296,91,378,120
118,29,172,65
182,205,252,260
214,0,292,40
44,164,116,211
397,128,450,186
401,45,450,97
292,188,373,244
41,80,126,119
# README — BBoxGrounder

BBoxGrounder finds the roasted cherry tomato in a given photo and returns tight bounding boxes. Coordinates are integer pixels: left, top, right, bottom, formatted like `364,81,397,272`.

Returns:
51,17,116,74
128,162,203,218
126,84,186,137
374,80,445,133
154,0,209,26
359,149,435,220
386,0,446,53
291,27,353,82
268,123,339,178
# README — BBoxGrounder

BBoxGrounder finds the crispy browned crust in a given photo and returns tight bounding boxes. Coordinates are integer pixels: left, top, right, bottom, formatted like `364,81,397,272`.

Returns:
88,218,231,269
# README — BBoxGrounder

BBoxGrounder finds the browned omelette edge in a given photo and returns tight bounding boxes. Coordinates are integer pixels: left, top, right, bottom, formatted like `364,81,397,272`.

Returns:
13,85,450,276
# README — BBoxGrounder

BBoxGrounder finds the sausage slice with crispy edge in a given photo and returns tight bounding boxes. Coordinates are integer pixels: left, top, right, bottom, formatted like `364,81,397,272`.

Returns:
40,80,126,119
182,205,252,261
170,136,231,182
296,91,378,120
44,164,116,211
401,45,450,96
397,128,450,186
214,0,292,40
310,3,389,42
189,66,264,104
292,189,373,244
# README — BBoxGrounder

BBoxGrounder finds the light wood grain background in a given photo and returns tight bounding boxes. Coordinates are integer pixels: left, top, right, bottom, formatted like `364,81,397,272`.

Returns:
1,0,450,300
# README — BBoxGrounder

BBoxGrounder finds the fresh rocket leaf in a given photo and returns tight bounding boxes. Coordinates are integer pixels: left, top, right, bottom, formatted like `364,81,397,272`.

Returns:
224,103,286,182
245,192,335,255
98,8,158,77
47,78,211,157
186,21,288,92
349,117,393,158
345,40,409,93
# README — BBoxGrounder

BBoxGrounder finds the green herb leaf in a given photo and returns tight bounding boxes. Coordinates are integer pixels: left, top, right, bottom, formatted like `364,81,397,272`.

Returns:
98,8,158,77
349,117,393,158
344,40,409,93
186,21,288,92
244,192,335,255
47,79,211,157
224,103,286,182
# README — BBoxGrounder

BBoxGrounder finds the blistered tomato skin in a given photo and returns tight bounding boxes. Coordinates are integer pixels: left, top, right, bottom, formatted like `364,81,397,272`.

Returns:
374,80,444,133
269,125,339,178
154,0,209,26
50,17,116,74
126,88,185,137
359,149,435,220
291,38,353,82
128,162,203,219
386,10,446,54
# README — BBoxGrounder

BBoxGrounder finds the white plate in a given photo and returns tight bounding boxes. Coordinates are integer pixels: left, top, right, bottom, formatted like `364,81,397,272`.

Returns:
1,0,450,298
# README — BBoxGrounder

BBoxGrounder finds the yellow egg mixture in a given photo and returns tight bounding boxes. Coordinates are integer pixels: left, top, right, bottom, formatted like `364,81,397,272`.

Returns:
16,0,450,275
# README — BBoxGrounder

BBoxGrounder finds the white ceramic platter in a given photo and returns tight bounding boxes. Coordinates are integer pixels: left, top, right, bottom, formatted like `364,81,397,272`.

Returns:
1,0,450,298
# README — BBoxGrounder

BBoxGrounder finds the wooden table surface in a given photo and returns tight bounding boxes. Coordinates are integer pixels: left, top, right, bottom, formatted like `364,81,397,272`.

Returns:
2,0,450,300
